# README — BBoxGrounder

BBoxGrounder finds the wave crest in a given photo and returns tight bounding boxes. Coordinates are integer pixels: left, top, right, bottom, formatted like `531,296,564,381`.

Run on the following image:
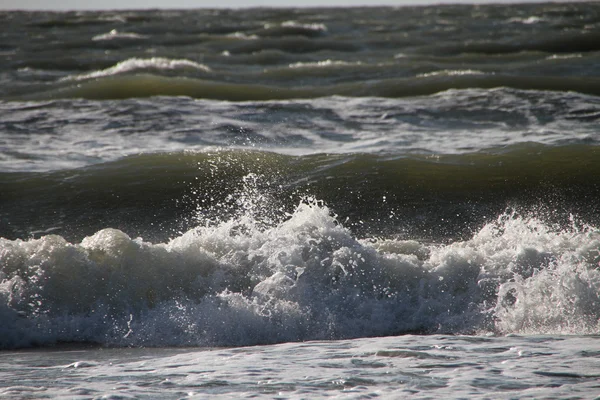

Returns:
62,57,211,82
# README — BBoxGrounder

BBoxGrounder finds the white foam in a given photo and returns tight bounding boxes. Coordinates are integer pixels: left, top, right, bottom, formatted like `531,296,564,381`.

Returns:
508,16,544,24
281,21,328,32
226,32,259,40
92,29,148,41
417,69,488,78
63,57,211,81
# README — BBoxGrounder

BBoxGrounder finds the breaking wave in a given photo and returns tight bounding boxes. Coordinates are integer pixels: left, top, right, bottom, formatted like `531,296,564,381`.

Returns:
2,179,600,349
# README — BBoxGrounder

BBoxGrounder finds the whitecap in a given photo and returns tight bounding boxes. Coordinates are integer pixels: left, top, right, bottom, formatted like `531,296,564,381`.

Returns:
62,57,211,81
92,29,148,41
288,59,361,69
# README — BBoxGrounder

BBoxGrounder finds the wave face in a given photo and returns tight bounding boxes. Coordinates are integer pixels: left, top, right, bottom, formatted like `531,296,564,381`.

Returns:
2,146,600,242
16,73,600,102
2,3,600,349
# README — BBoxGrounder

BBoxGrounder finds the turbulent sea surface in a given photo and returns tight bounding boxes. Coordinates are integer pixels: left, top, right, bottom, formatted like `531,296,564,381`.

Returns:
1,3,600,398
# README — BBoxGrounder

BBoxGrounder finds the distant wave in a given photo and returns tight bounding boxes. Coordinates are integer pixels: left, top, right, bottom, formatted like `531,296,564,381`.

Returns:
259,20,328,38
61,58,211,82
92,29,148,41
221,36,358,55
430,31,600,55
288,59,363,69
416,69,487,78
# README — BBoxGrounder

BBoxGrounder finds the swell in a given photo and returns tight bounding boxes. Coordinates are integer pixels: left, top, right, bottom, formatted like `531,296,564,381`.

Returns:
12,73,600,101
433,31,600,56
2,144,600,243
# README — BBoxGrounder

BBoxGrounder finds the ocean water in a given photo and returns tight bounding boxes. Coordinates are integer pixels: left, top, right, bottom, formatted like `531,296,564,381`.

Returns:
1,3,600,398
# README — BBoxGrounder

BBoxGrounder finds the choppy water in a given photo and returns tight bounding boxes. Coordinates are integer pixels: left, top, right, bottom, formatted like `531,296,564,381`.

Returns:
2,335,600,399
1,3,600,398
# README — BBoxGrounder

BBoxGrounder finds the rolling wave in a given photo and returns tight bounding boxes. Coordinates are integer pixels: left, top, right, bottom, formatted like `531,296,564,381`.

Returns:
2,144,600,243
17,73,600,101
61,57,211,81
